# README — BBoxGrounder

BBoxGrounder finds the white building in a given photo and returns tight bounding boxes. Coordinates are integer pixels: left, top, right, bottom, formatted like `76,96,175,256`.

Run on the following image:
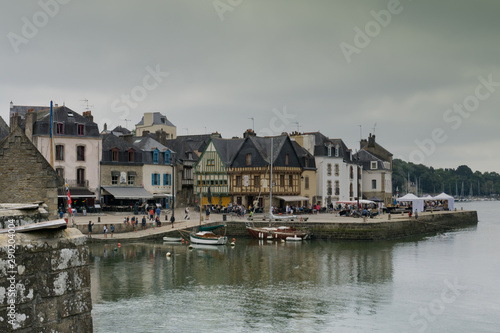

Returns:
291,132,361,207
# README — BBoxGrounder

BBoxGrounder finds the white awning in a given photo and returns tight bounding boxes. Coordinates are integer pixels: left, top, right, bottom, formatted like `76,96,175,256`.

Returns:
274,196,310,202
102,186,153,199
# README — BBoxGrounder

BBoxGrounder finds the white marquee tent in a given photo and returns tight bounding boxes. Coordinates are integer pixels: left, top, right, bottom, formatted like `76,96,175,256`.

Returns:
396,193,424,213
432,192,455,211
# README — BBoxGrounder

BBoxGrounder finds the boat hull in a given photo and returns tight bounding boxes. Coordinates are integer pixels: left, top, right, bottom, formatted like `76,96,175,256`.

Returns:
246,226,309,240
190,233,227,245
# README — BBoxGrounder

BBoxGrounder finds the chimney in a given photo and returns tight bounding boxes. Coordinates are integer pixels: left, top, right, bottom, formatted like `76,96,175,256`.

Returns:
360,138,368,149
83,110,94,122
142,130,150,137
10,113,21,132
144,113,153,126
243,129,256,138
120,133,133,144
10,101,13,110
368,133,376,147
104,123,107,131
25,110,36,141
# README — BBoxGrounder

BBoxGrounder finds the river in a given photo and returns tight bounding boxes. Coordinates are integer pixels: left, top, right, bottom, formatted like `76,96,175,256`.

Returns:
89,201,500,332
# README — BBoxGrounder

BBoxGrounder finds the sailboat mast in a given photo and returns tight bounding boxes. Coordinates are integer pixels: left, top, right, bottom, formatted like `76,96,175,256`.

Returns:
269,137,273,223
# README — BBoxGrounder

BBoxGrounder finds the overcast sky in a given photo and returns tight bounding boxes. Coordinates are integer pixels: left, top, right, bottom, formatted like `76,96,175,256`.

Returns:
1,0,499,173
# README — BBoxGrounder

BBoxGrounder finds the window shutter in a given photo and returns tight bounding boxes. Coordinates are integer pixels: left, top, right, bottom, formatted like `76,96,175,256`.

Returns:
168,174,172,185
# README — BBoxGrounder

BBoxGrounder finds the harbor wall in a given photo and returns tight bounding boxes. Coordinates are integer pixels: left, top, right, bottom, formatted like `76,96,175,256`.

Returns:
225,210,478,240
0,227,92,332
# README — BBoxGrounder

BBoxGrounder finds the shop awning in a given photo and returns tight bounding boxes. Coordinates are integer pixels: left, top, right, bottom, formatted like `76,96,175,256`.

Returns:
58,188,96,198
102,186,153,199
153,193,173,198
274,195,310,202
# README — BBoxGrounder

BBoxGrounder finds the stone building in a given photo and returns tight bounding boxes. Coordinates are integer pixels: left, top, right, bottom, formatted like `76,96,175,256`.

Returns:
135,112,176,138
0,116,9,142
0,126,63,218
100,133,151,208
357,134,393,206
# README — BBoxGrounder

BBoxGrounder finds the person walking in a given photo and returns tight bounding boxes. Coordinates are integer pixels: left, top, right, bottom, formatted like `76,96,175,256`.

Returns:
110,224,115,238
149,208,154,221
184,207,190,220
205,206,210,221
103,224,108,239
142,215,147,230
87,221,94,238
156,206,161,220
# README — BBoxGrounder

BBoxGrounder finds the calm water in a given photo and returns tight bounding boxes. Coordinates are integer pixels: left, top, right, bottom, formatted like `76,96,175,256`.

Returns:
89,201,500,332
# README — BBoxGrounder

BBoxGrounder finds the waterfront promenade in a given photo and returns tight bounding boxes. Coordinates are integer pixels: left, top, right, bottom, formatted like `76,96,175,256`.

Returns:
72,207,477,242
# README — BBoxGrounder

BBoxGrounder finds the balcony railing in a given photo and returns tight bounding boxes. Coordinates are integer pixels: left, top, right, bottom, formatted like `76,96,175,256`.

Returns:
66,179,89,188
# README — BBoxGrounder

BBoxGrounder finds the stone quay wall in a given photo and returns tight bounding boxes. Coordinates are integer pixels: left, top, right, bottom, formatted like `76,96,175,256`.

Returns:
0,227,92,332
224,211,478,240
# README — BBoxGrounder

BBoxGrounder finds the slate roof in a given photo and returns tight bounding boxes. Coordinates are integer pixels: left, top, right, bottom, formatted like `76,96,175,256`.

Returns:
110,126,131,135
133,136,169,152
10,104,48,119
136,112,175,127
164,134,217,163
102,133,140,151
211,138,245,166
354,149,390,171
291,141,317,170
32,106,100,137
0,116,9,142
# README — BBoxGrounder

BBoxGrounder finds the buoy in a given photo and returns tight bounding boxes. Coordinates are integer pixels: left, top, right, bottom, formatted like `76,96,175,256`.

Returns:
113,248,117,251
230,241,235,246
117,243,121,247
166,252,171,257
188,244,193,249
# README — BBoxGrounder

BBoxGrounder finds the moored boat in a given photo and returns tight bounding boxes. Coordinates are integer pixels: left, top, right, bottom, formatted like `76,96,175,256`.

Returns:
246,224,309,240
163,236,182,242
190,231,227,245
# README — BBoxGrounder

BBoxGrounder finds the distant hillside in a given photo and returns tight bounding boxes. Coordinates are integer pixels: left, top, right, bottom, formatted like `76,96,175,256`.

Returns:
392,159,500,197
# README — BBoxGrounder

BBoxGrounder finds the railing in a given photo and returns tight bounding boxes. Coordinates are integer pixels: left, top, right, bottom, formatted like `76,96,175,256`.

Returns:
66,179,89,188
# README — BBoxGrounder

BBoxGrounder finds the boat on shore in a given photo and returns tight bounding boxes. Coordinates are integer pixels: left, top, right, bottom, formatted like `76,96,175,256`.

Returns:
190,224,227,245
246,224,309,241
163,236,182,242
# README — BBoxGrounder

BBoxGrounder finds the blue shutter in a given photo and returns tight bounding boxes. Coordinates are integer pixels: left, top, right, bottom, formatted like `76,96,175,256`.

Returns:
163,174,167,185
168,174,172,185
153,149,159,164
151,174,154,185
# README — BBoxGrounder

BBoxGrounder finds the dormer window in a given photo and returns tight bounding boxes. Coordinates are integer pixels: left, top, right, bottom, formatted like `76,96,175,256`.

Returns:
164,150,170,164
128,149,135,162
77,124,84,136
285,153,290,166
111,148,119,162
153,149,159,164
246,153,252,166
56,123,64,135
335,145,339,157
327,146,332,157
371,161,377,170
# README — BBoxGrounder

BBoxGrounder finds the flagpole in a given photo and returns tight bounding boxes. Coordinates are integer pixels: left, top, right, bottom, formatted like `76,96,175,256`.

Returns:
49,101,54,167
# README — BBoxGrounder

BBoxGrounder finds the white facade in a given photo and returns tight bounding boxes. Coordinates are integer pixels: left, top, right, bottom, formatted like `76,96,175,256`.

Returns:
315,156,361,205
35,136,101,194
142,164,174,197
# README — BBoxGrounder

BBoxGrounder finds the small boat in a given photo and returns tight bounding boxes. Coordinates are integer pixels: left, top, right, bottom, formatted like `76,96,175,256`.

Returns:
246,224,309,241
286,235,303,242
163,236,182,242
190,224,227,245
190,231,227,245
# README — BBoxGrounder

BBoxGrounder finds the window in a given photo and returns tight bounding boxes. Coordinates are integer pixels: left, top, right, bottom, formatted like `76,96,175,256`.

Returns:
56,167,64,179
111,173,118,185
335,145,339,157
246,153,252,166
254,175,260,187
153,149,159,164
372,179,377,190
111,148,119,162
327,146,332,157
77,124,84,136
207,159,215,166
77,146,85,161
56,123,63,135
371,161,378,170
289,175,293,187
335,181,340,195
280,175,285,186
163,173,171,186
305,156,309,167
128,149,135,162
334,164,339,176
358,167,362,180
128,173,135,185
236,176,242,187
305,176,309,190
327,180,332,195
152,173,160,186
164,150,170,164
350,183,354,198
77,168,85,186
327,163,332,176
56,145,64,161
350,166,354,179
285,154,289,166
